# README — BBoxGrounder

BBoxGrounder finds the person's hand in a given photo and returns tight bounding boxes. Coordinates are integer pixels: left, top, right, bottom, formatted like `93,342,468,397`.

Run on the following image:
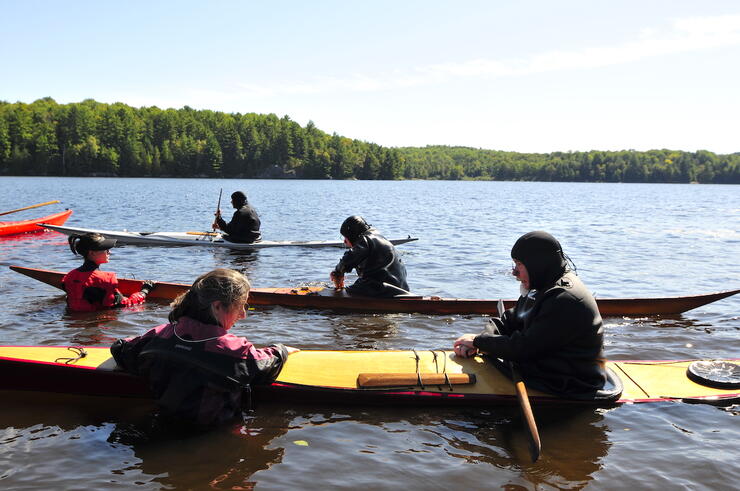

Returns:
140,280,156,295
330,271,345,289
128,291,147,304
286,346,300,354
453,334,478,358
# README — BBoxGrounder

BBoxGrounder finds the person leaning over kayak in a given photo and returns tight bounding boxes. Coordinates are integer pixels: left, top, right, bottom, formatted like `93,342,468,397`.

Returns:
330,215,409,298
111,268,298,426
62,233,154,312
453,231,607,398
212,190,261,243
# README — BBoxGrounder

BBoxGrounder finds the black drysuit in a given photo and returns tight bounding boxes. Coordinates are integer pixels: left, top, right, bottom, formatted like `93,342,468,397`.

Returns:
474,271,607,397
216,204,261,243
334,231,409,298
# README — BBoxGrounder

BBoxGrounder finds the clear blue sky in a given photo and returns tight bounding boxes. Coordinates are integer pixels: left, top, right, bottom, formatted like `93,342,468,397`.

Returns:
2,1,739,153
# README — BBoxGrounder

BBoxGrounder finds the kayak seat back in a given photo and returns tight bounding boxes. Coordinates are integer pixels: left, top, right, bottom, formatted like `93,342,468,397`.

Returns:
565,367,623,403
488,356,623,403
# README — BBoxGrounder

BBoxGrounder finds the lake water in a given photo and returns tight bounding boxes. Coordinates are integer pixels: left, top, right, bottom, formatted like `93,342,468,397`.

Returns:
0,177,738,489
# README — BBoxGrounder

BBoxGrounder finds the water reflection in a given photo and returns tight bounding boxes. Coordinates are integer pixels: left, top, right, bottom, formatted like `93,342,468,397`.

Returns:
109,412,290,490
215,248,260,273
249,405,612,488
2,390,730,489
0,393,290,490
329,315,401,349
62,309,124,345
385,406,612,487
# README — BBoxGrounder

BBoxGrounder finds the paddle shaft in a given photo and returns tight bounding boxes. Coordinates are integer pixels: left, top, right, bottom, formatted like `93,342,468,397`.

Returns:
511,363,541,463
496,298,540,462
213,189,222,230
0,200,60,217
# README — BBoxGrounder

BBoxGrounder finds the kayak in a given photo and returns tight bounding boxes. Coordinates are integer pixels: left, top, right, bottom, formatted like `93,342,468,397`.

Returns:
0,345,737,406
39,224,418,250
10,265,740,316
0,210,72,236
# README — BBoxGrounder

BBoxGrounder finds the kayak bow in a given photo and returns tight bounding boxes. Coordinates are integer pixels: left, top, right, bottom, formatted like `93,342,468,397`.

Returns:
0,210,72,236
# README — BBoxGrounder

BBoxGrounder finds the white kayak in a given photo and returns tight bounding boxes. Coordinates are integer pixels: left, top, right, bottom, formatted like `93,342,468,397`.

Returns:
39,224,419,250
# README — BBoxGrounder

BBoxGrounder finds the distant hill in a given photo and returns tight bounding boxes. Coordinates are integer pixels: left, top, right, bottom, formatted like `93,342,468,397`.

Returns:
1,98,737,183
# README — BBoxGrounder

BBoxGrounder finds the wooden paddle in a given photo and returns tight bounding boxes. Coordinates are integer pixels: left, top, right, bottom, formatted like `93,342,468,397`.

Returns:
213,188,222,228
511,363,541,462
187,231,218,236
0,200,60,217
210,188,223,241
498,299,541,463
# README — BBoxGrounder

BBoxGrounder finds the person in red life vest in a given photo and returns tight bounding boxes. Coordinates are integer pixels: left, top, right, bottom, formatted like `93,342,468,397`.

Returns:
110,268,298,427
62,233,154,312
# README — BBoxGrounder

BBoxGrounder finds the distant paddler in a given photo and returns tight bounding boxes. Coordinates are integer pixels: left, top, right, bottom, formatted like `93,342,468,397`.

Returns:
212,190,261,243
330,216,410,298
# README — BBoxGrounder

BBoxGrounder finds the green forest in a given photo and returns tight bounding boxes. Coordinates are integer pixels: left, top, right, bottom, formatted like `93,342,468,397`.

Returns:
1,98,737,183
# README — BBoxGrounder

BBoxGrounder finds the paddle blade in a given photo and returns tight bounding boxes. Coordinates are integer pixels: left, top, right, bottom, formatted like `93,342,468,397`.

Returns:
514,379,541,462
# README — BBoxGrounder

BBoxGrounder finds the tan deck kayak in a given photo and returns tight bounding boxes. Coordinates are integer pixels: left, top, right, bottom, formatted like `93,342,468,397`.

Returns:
0,346,737,406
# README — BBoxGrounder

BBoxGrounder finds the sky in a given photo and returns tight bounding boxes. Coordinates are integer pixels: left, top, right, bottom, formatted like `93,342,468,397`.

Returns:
2,1,739,154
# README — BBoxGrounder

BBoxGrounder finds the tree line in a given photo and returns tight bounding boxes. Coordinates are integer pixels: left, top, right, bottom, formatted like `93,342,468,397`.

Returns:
1,98,737,183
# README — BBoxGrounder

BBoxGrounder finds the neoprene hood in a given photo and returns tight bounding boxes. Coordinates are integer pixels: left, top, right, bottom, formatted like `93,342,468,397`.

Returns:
340,216,371,243
511,231,567,291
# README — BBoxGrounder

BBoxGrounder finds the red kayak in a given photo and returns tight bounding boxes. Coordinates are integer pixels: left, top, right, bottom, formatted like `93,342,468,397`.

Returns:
0,210,73,236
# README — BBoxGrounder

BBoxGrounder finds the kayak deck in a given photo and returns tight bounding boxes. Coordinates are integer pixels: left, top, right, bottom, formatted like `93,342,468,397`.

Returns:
39,224,418,249
0,346,737,406
10,265,740,317
0,210,72,236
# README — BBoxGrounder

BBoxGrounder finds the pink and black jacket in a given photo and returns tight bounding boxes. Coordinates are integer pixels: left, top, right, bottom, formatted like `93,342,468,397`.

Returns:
111,316,288,426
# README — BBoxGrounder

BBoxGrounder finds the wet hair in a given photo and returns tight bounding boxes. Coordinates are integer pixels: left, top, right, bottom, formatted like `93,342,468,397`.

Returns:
168,268,251,325
231,191,247,207
340,215,372,243
68,233,116,258
511,231,568,291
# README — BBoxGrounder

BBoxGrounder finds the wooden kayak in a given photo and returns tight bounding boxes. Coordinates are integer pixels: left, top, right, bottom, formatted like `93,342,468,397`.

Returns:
0,210,72,236
0,345,737,406
39,223,418,250
10,265,740,317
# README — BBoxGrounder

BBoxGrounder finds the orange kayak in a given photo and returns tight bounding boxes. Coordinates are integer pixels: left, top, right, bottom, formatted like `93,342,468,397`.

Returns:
0,210,72,236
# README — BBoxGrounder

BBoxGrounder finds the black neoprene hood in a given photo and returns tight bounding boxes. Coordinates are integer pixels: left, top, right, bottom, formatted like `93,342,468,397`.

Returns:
231,191,247,206
69,233,116,256
511,231,567,291
340,215,371,243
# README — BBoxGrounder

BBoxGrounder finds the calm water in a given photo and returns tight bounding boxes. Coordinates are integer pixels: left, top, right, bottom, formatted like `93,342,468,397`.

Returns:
0,177,738,489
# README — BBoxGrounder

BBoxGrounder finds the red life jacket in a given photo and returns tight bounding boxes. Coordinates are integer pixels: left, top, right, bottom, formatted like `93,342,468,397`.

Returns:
62,269,119,312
